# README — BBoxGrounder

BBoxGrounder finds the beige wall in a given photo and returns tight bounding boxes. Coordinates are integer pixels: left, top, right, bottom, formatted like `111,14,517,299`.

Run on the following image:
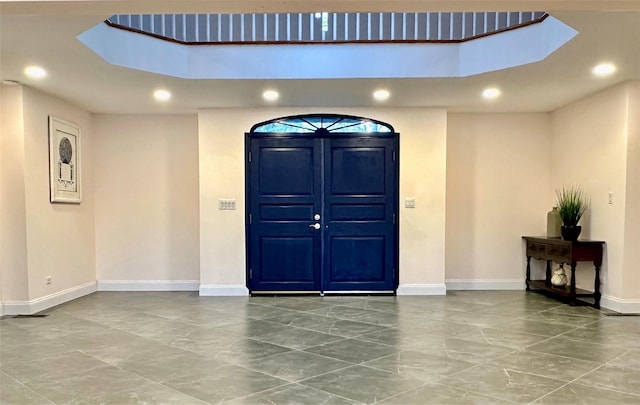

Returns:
198,107,448,293
0,85,95,311
20,86,96,300
0,85,29,303
93,115,200,284
622,82,640,300
3,81,637,310
446,113,551,287
551,83,630,300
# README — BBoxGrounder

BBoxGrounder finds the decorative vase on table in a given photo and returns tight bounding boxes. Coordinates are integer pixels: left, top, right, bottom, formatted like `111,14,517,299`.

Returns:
551,264,568,287
547,207,562,238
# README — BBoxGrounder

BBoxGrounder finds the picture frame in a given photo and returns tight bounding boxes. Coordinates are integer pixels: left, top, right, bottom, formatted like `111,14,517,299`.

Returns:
49,116,81,203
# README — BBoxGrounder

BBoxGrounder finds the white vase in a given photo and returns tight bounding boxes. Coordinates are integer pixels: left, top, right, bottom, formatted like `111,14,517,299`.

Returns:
551,265,568,287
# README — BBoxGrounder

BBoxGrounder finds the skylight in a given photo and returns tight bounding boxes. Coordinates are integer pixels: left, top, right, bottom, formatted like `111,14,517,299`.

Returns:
106,12,547,44
78,12,577,80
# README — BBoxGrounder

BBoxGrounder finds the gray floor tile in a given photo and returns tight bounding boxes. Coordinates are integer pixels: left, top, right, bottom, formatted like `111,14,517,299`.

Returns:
377,382,515,404
449,326,550,350
252,326,344,350
73,382,210,405
224,383,363,405
23,365,150,404
261,298,333,312
497,318,579,337
435,310,512,329
607,349,640,370
243,350,352,381
527,336,629,363
0,372,53,405
575,362,640,397
3,350,109,385
488,350,601,381
521,311,600,328
306,305,373,319
163,363,288,404
363,350,476,381
580,316,640,334
442,364,566,403
304,338,399,363
266,313,391,338
2,291,639,404
532,382,640,404
563,326,640,349
301,365,425,403
213,338,293,364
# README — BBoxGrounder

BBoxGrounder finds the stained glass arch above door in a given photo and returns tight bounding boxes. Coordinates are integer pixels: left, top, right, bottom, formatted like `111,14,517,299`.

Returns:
250,114,394,134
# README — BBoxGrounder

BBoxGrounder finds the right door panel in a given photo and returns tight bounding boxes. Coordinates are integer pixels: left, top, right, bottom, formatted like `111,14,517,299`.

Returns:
323,136,398,291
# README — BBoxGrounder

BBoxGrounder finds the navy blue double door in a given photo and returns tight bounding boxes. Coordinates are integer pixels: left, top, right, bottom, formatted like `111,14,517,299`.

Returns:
246,133,399,293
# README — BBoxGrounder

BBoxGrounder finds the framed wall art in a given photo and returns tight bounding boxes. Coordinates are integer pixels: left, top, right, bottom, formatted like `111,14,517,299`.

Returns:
49,116,81,203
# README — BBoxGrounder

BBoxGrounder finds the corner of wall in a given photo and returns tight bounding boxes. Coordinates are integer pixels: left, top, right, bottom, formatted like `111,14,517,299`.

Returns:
550,82,635,311
4,85,97,312
0,84,29,304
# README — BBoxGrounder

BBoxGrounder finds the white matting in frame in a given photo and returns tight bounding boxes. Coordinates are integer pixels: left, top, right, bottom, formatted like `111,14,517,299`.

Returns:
49,116,81,203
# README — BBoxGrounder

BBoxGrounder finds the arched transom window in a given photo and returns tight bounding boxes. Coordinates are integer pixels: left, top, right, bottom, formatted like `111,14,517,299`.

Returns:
250,114,394,134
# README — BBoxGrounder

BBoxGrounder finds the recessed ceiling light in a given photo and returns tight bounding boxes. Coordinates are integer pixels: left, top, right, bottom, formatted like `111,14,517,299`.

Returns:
592,63,616,77
482,87,501,100
262,89,279,102
24,66,47,79
373,89,390,101
153,89,171,102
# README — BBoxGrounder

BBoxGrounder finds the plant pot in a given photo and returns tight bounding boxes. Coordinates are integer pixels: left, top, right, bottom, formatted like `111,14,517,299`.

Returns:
561,225,582,241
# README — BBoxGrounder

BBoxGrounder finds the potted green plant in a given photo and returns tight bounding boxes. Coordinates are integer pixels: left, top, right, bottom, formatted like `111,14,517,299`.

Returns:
555,185,588,240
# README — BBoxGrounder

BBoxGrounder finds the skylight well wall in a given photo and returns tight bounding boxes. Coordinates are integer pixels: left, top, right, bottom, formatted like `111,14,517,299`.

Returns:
80,11,576,80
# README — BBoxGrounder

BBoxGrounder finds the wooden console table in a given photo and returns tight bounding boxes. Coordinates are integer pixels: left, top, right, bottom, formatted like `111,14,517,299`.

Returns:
522,236,604,308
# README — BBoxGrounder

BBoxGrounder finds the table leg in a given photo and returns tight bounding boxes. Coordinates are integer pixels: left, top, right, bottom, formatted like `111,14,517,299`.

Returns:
570,261,577,305
545,260,552,287
594,263,601,309
526,256,531,291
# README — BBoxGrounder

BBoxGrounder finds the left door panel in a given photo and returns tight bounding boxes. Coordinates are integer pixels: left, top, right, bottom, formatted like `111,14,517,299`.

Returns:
248,137,322,292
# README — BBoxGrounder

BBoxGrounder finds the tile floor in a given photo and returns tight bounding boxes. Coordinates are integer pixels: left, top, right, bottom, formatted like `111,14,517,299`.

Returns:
1,291,640,404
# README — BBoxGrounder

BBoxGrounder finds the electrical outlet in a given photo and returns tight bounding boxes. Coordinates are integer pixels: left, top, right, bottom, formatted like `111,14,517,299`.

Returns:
219,199,236,210
45,276,52,285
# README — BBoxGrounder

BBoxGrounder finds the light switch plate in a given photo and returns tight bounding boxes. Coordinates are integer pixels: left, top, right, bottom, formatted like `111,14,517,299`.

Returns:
219,199,236,210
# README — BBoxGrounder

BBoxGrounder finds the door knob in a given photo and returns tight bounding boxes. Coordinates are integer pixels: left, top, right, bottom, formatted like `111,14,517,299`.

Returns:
309,223,321,230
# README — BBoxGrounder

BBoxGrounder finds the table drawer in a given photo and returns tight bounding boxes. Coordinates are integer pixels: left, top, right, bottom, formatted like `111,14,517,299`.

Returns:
546,244,571,260
526,242,547,257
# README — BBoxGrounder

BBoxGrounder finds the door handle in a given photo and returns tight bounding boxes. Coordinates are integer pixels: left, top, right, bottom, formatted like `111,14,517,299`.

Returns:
309,223,321,230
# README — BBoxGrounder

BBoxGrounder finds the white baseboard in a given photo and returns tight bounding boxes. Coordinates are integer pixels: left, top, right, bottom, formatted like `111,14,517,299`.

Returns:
446,279,526,290
600,295,640,314
1,281,97,316
199,284,249,296
97,280,200,292
397,283,447,295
